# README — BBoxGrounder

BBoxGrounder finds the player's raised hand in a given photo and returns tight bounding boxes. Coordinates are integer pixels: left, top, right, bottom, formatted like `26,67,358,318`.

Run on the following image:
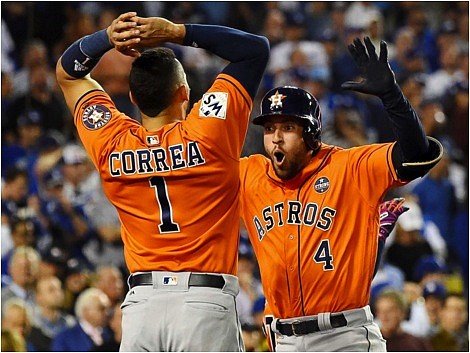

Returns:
129,16,186,48
341,37,397,98
107,12,141,57
378,197,409,240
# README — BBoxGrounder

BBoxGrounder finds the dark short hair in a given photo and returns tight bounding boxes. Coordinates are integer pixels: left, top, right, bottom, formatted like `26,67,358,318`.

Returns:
129,47,181,117
4,166,28,183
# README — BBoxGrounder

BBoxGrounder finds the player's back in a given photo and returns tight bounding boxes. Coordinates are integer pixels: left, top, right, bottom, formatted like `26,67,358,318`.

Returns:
74,74,252,274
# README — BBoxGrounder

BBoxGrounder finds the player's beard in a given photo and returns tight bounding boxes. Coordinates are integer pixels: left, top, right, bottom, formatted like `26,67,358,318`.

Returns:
271,145,312,180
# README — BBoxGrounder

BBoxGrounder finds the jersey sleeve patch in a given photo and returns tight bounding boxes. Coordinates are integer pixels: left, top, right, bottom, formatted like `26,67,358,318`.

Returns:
199,92,228,119
81,104,112,130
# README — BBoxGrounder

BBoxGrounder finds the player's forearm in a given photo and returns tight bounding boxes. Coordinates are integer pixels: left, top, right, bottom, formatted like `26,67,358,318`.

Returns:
381,84,429,162
183,24,268,63
183,24,270,99
58,29,113,81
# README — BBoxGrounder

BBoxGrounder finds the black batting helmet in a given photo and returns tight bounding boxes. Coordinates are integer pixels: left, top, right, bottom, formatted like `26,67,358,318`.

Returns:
253,86,322,151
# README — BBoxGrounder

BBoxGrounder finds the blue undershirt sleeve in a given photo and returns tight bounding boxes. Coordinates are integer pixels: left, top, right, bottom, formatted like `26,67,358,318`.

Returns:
183,24,270,100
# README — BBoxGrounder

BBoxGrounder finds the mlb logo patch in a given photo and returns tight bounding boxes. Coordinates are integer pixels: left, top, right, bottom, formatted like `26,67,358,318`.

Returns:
146,135,160,145
199,92,228,119
162,276,178,285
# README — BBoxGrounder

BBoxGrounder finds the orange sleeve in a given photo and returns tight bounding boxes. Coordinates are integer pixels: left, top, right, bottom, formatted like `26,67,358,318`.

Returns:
184,74,252,161
73,90,141,171
348,142,408,206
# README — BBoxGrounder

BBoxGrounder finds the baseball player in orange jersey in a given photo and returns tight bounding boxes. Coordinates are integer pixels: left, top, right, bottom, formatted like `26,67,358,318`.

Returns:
56,12,269,351
239,37,443,351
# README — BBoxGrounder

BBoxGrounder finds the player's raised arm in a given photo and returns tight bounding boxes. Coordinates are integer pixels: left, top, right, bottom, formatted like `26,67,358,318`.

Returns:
56,12,143,113
127,16,270,100
341,37,443,180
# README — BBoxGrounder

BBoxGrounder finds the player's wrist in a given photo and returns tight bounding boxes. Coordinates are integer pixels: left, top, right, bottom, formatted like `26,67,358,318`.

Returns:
80,29,113,59
60,29,113,79
171,23,186,44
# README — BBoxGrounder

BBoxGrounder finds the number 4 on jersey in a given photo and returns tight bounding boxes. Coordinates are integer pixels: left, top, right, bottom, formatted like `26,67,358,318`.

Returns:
149,176,180,233
313,239,334,271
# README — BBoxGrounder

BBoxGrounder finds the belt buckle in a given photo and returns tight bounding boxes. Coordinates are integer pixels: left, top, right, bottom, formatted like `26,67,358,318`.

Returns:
291,320,302,336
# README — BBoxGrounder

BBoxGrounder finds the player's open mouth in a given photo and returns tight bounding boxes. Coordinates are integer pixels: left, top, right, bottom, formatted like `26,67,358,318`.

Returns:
273,151,285,165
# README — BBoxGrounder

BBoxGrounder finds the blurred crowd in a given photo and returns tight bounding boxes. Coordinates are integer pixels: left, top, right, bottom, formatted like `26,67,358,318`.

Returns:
1,2,468,352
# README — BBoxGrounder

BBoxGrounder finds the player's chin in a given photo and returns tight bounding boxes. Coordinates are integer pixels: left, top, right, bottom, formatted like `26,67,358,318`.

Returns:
272,162,294,180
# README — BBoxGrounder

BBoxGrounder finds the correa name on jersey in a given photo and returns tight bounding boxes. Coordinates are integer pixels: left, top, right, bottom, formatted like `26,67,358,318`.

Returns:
253,201,337,241
108,141,206,176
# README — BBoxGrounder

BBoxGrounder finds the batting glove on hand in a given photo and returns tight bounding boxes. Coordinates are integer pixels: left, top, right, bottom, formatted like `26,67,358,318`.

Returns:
379,197,409,240
341,37,397,98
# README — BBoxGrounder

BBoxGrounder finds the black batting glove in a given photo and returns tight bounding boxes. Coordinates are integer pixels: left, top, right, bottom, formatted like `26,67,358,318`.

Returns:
341,37,398,99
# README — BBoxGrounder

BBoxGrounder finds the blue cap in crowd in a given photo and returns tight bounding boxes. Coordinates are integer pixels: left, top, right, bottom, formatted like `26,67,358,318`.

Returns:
422,281,447,300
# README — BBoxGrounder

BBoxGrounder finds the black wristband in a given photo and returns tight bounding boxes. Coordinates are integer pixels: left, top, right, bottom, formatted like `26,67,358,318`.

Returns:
61,29,112,78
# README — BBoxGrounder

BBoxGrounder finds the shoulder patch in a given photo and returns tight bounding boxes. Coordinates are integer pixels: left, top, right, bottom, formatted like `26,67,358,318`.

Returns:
199,92,228,120
82,104,111,130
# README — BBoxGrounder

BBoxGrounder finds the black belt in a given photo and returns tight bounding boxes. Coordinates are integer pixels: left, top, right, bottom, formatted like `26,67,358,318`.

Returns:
276,314,347,336
128,273,225,289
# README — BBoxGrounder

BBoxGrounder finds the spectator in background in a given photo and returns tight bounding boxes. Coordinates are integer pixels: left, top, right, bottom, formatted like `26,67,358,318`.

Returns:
28,275,76,351
94,302,122,352
1,218,36,277
1,328,27,352
384,201,434,282
330,25,363,92
1,246,41,311
38,166,92,258
236,250,264,326
411,151,458,260
38,245,69,281
322,101,371,148
374,289,433,351
431,294,469,351
389,28,427,84
1,298,35,351
266,11,329,89
423,43,465,102
444,81,469,168
1,111,43,186
10,39,50,98
261,7,286,47
52,288,112,352
401,259,448,338
422,281,447,336
6,62,67,139
400,74,426,112
343,2,382,33
1,168,33,253
402,4,439,72
62,258,91,316
1,71,14,123
91,265,125,307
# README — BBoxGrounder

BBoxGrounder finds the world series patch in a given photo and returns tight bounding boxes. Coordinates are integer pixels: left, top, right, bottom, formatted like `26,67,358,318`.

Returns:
82,104,111,130
314,177,330,193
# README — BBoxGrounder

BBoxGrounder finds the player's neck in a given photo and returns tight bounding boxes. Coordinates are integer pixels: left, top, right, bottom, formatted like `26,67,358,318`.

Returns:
141,103,186,132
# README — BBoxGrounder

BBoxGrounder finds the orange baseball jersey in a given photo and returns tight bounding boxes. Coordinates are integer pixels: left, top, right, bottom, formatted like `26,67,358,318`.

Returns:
240,143,408,319
73,73,251,274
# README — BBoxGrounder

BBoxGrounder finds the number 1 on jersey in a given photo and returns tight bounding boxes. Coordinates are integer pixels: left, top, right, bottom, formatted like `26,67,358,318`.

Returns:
149,176,180,233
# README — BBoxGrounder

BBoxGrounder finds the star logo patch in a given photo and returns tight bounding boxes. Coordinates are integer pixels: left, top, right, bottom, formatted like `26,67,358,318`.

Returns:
82,104,111,130
268,90,286,110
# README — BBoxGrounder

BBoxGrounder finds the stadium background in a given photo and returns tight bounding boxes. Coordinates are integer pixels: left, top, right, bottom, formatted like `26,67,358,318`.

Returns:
1,1,468,351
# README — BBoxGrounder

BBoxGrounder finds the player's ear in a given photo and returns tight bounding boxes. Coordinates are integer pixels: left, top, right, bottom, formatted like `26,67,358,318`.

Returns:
175,84,190,103
129,91,136,105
